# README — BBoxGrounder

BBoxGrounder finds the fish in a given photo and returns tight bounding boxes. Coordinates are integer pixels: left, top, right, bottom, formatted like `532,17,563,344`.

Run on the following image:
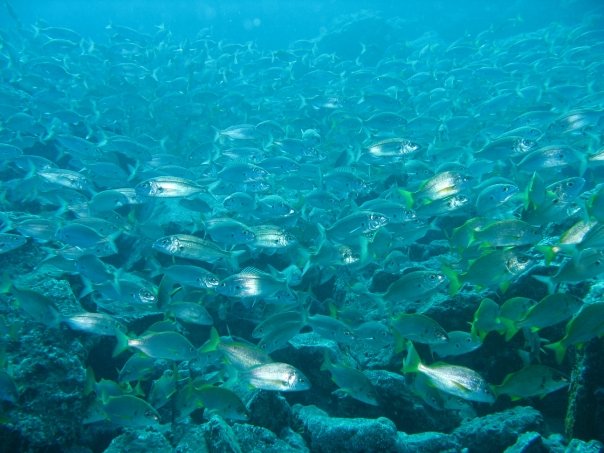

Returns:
249,224,297,250
216,267,290,299
176,384,248,420
498,296,536,340
391,313,448,345
494,364,568,400
515,293,583,332
152,234,242,268
353,321,394,348
135,176,207,198
37,168,94,192
470,298,503,340
165,302,214,326
162,265,220,289
257,321,304,353
10,286,63,327
382,270,446,302
148,371,178,409
545,302,604,363
476,136,537,160
242,362,310,392
364,138,422,160
252,310,305,339
222,192,257,214
403,343,495,403
120,331,198,361
471,219,542,248
430,331,482,358
89,189,144,213
216,162,268,183
408,171,473,205
56,223,117,250
321,353,379,406
96,395,161,428
118,353,157,383
325,211,389,244
63,312,128,343
256,194,296,219
203,217,256,245
444,248,534,294
0,233,28,254
201,327,272,370
306,314,356,345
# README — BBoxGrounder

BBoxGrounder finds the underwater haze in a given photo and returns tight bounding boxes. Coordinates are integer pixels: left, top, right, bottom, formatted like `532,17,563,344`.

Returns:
1,0,604,452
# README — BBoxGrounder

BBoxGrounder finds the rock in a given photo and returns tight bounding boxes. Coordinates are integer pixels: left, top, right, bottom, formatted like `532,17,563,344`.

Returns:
0,324,88,452
452,406,544,453
203,415,242,453
542,434,566,453
232,424,308,452
543,434,604,453
293,404,397,453
565,439,604,453
247,390,292,434
564,337,604,443
396,431,460,453
503,432,546,453
279,427,309,452
173,425,210,453
103,430,171,453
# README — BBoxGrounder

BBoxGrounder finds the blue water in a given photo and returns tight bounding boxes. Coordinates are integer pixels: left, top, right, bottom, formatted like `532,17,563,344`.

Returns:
3,0,600,48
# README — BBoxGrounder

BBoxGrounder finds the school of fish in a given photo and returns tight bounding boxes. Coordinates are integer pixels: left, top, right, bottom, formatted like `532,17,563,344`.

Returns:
1,11,604,429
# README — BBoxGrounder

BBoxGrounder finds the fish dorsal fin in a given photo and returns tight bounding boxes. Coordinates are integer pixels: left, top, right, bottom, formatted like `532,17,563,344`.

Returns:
240,266,263,275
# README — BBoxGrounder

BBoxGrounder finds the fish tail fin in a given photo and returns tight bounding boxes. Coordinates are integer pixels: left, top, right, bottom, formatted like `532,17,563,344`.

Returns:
470,319,487,342
320,351,333,373
314,223,327,254
441,264,461,295
0,272,13,294
398,189,414,209
534,244,557,265
545,341,567,364
200,327,221,353
84,366,96,395
393,333,407,354
499,318,519,341
499,280,511,294
531,274,556,294
403,342,421,374
112,330,130,358
212,126,222,144
229,250,245,272
78,279,95,300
